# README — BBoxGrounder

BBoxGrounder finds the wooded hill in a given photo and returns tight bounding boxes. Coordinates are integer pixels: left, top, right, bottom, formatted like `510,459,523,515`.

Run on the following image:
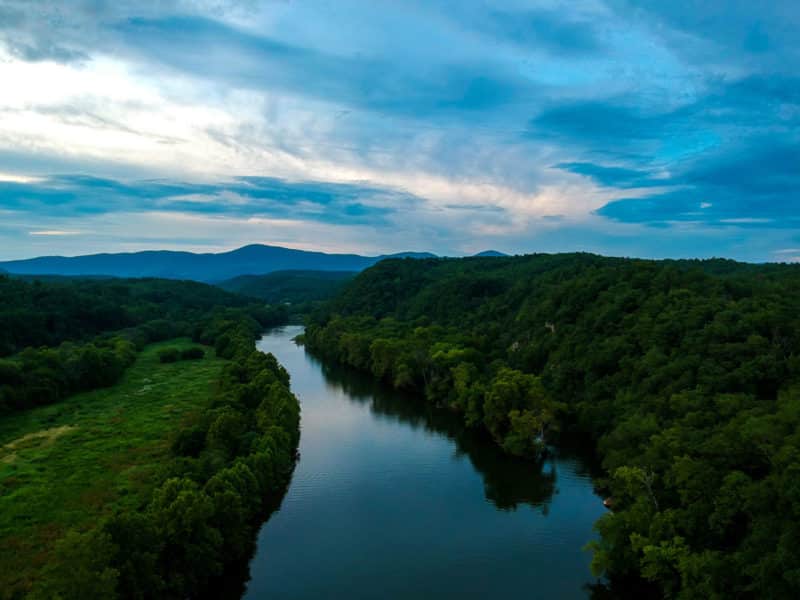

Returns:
305,253,800,598
0,275,263,357
217,269,355,305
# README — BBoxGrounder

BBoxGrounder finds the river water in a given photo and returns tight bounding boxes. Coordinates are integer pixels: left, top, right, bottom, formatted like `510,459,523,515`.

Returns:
245,325,606,599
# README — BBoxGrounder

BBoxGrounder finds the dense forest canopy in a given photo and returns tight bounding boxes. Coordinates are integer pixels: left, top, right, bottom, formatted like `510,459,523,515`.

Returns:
217,270,355,305
0,275,287,414
0,275,262,356
305,253,800,598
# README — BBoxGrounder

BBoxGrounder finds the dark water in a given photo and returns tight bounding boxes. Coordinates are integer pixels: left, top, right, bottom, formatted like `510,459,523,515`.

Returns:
245,325,606,599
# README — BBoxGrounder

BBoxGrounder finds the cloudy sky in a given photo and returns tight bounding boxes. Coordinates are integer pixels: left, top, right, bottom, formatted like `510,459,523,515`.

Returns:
0,0,798,261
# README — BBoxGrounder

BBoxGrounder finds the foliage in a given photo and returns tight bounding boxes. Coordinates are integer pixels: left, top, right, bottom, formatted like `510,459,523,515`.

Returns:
0,275,263,357
28,528,120,600
217,269,355,306
0,275,298,598
3,321,299,599
158,348,180,363
0,276,287,415
305,253,800,597
158,346,205,363
180,346,205,360
0,339,226,597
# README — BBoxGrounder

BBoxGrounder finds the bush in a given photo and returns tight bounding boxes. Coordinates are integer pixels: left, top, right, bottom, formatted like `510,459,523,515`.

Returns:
157,348,179,363
180,347,205,360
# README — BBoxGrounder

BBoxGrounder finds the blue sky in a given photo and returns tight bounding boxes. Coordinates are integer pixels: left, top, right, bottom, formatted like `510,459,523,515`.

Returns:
0,0,798,261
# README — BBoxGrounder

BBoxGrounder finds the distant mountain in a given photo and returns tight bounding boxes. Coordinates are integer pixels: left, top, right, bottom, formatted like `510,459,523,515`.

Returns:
218,270,356,304
0,245,436,282
473,250,508,257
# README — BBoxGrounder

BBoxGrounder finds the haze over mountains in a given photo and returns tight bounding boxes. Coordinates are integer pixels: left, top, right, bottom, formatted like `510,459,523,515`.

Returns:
0,245,446,282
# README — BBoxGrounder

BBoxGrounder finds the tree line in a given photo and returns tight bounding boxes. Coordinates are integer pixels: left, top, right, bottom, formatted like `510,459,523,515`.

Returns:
304,253,800,598
217,269,355,307
0,276,287,414
0,275,265,357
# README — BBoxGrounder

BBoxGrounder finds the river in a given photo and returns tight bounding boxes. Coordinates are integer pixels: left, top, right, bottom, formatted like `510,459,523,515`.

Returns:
245,325,606,598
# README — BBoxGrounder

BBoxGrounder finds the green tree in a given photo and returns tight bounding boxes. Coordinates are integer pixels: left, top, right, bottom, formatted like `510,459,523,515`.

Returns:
30,528,119,600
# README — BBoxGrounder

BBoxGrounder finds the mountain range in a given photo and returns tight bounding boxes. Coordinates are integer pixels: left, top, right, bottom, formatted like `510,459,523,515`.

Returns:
0,245,440,282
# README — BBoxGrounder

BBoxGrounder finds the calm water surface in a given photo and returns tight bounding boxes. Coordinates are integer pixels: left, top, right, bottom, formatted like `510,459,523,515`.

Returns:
245,325,606,599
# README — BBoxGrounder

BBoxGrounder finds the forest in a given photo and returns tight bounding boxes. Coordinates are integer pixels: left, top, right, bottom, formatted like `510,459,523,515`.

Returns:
0,275,274,356
217,269,355,312
0,275,299,598
0,275,286,414
304,253,800,598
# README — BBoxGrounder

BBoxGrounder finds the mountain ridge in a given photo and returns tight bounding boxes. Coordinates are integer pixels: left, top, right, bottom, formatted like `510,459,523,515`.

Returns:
0,244,437,282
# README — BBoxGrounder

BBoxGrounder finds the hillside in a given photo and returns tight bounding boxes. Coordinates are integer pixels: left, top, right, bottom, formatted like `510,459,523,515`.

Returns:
305,252,800,598
0,244,435,282
0,275,258,357
217,270,356,304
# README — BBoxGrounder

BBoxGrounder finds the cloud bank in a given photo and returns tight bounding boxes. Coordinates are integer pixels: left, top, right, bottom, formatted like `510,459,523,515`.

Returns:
0,0,797,261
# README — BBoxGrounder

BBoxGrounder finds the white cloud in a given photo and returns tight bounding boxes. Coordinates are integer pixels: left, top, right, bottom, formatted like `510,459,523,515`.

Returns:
0,1,797,262
0,172,41,183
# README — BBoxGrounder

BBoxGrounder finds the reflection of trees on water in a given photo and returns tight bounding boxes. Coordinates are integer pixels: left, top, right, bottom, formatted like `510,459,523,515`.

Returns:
221,336,635,600
312,354,558,513
311,353,654,600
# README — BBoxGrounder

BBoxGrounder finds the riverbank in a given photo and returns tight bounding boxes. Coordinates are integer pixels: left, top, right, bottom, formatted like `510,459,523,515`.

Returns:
244,326,606,598
0,339,225,596
1,318,301,599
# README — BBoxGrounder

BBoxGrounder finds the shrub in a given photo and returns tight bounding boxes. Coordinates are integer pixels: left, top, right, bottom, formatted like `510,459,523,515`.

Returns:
157,348,179,363
180,347,205,360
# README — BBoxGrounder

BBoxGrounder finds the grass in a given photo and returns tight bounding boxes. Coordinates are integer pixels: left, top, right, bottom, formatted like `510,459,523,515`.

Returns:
0,339,227,596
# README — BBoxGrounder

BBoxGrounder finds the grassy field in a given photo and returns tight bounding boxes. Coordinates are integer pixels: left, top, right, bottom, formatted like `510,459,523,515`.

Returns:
0,339,227,595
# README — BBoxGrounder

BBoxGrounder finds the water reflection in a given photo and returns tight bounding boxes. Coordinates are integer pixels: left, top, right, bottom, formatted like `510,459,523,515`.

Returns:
313,353,558,512
241,327,608,599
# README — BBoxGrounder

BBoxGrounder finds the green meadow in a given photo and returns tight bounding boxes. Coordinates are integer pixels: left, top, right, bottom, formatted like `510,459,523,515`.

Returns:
0,339,226,595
